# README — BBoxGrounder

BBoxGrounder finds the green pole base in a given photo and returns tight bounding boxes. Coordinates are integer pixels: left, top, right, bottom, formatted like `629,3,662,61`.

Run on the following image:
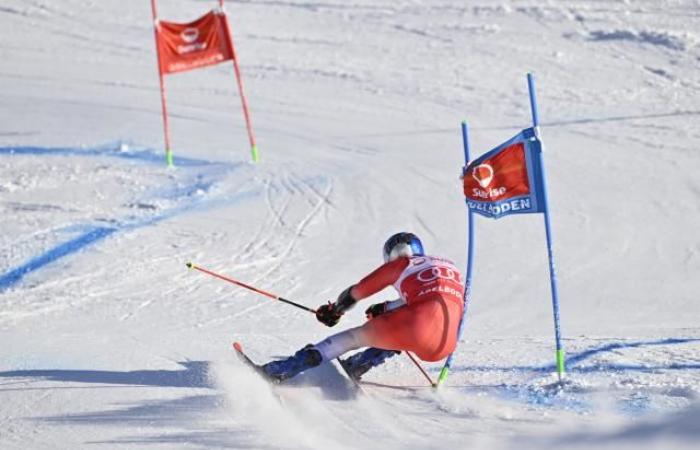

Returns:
250,145,259,163
556,348,566,377
436,367,450,388
166,150,174,168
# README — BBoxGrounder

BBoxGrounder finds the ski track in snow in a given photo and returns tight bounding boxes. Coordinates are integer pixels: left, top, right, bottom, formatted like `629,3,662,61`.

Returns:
0,145,334,296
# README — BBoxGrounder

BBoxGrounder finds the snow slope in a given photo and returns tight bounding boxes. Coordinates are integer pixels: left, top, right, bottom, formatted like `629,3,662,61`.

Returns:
1,0,699,448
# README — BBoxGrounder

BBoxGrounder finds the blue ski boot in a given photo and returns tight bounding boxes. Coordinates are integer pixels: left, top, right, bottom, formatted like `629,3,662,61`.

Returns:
339,348,400,381
261,344,323,382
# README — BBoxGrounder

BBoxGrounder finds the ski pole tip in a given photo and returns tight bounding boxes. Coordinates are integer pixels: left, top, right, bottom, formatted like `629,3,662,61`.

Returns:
185,262,193,269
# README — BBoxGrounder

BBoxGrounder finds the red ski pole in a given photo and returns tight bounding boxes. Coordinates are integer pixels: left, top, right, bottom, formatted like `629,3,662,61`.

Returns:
405,351,436,387
186,262,316,313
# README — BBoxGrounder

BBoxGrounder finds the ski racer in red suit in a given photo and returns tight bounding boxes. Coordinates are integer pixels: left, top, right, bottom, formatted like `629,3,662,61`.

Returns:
261,232,465,382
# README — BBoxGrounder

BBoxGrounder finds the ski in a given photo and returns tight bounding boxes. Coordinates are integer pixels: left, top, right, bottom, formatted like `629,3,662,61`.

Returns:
232,342,280,384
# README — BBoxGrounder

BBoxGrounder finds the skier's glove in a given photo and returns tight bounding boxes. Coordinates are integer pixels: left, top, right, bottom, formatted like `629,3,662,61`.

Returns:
316,302,343,327
365,302,388,319
315,285,358,327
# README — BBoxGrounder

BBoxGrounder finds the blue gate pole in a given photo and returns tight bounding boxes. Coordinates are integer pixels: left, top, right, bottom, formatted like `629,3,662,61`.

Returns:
527,73,565,381
437,121,475,387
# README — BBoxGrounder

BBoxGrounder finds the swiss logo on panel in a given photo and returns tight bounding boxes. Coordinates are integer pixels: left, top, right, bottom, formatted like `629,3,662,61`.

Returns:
463,142,530,202
395,256,463,305
156,11,234,75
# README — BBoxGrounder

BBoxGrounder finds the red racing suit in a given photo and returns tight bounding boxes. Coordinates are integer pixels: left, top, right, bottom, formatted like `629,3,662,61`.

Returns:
350,255,464,362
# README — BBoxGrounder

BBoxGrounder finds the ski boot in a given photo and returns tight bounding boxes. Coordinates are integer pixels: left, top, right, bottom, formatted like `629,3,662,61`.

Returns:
261,344,323,382
339,348,400,382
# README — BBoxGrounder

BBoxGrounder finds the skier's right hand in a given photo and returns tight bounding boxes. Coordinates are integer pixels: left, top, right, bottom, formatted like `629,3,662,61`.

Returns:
316,302,343,327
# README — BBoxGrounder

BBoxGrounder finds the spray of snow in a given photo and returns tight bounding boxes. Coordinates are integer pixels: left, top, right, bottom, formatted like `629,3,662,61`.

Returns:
210,357,494,450
211,359,333,448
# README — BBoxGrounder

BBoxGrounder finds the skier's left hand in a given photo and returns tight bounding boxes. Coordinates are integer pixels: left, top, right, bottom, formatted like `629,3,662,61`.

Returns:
365,302,388,319
316,302,343,327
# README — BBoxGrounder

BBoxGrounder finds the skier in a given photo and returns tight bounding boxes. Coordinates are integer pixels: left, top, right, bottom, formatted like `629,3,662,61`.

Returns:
261,232,464,382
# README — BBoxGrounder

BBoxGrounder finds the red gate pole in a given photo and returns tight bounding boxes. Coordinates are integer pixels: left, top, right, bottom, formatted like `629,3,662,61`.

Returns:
219,0,259,163
150,0,175,167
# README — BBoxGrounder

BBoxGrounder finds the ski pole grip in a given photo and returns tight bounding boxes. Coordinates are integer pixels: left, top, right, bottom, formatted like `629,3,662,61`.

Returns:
279,296,317,314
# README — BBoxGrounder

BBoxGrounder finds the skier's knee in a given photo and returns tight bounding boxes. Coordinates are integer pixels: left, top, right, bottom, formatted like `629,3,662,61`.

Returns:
315,328,366,362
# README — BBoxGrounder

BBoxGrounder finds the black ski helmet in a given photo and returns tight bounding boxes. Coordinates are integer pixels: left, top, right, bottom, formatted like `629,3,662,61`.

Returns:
383,232,424,262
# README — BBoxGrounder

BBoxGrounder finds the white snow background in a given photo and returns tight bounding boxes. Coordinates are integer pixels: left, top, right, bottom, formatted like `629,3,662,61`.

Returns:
1,1,699,449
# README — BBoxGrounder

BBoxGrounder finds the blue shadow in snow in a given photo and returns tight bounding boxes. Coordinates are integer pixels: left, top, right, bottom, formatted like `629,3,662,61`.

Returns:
0,226,117,290
565,337,700,368
449,337,700,374
0,144,246,292
0,361,211,389
0,145,222,168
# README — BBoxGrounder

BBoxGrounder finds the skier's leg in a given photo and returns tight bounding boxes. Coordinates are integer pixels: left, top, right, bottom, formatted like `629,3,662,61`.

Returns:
261,296,460,382
314,326,371,361
261,326,372,382
340,347,400,381
360,298,461,362
315,326,404,380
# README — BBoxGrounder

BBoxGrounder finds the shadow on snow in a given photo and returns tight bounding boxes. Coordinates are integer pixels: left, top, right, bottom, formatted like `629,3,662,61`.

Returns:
0,360,212,389
450,337,700,375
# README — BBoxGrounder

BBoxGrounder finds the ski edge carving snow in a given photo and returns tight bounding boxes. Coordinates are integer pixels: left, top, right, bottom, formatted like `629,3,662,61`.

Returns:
232,342,280,384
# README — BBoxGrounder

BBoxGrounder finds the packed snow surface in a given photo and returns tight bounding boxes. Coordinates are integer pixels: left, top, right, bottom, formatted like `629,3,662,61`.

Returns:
1,1,699,449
